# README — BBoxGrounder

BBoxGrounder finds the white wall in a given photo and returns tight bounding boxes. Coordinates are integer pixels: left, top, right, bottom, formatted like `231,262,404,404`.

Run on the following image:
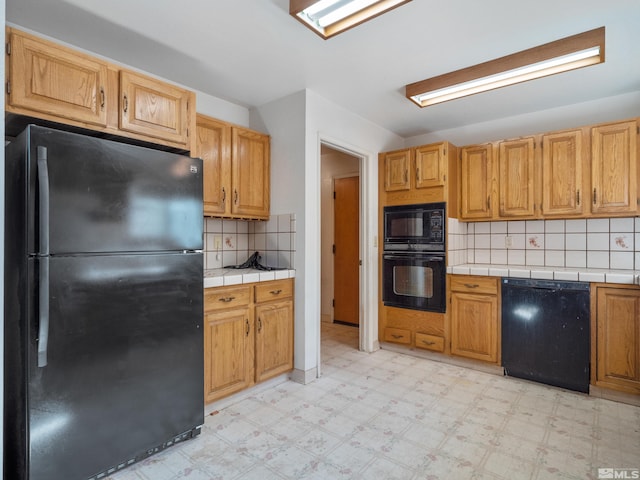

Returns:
404,91,640,147
253,89,403,381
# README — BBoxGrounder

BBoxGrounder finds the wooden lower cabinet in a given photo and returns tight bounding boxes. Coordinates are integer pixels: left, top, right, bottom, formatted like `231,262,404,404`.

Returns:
450,275,500,364
204,279,294,403
593,284,640,395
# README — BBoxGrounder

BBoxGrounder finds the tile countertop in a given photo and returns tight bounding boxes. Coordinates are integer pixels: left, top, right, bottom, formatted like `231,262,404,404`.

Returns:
204,268,296,289
447,264,640,285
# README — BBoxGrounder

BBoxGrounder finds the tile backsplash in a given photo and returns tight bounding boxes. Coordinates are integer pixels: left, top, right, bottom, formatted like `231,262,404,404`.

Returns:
448,217,640,270
204,214,296,270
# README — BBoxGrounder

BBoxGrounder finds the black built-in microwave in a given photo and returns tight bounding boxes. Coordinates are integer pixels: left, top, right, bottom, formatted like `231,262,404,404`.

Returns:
383,202,445,251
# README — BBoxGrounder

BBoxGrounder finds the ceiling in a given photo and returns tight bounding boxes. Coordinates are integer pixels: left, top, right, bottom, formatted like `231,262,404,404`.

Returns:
6,0,640,139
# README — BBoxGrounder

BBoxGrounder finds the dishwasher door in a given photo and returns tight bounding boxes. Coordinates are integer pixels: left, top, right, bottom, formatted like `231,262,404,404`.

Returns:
501,278,590,393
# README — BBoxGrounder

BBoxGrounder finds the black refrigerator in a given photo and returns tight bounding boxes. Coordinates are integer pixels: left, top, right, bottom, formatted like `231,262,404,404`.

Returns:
4,125,205,480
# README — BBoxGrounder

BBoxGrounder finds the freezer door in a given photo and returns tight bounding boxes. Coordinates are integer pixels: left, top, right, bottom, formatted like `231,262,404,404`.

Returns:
26,125,203,254
25,253,204,480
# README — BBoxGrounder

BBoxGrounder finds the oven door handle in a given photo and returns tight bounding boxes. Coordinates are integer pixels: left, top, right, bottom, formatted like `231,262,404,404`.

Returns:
383,254,444,262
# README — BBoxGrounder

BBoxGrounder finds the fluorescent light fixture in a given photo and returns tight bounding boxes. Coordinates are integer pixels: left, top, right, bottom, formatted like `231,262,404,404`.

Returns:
290,0,412,39
406,27,605,107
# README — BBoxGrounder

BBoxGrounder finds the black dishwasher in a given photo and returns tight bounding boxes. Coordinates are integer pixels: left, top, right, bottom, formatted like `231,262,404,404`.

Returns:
501,278,590,393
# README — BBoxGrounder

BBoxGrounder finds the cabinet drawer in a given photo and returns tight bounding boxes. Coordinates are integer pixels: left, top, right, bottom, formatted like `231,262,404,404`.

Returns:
255,279,293,303
450,275,498,295
204,285,251,312
415,333,444,352
384,327,411,345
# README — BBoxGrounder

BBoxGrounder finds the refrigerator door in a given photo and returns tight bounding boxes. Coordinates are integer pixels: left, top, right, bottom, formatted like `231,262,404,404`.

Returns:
26,125,203,255
26,252,204,480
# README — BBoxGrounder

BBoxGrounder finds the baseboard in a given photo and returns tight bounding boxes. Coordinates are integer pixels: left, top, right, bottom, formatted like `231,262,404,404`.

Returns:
291,367,318,385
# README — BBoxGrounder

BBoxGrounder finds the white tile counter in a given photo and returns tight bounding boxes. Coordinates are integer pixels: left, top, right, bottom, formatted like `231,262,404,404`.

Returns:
448,264,640,285
204,268,296,288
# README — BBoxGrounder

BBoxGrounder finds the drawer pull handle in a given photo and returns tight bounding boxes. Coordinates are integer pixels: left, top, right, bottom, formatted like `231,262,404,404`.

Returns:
218,296,236,303
258,317,262,332
245,318,250,337
463,283,479,288
100,87,105,109
270,289,282,295
221,187,226,204
391,334,404,339
422,340,436,346
123,94,128,113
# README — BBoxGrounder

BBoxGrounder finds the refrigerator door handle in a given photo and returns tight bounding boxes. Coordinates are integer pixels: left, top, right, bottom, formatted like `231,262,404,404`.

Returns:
37,146,50,255
37,256,50,367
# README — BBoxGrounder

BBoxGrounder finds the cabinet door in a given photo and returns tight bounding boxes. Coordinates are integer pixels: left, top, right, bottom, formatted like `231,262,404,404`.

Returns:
204,308,254,403
8,29,108,127
542,130,584,216
119,70,191,145
459,144,493,220
498,138,536,218
451,292,498,363
255,300,294,382
383,150,411,191
196,115,231,216
591,121,638,214
415,144,445,189
231,127,270,219
595,287,640,394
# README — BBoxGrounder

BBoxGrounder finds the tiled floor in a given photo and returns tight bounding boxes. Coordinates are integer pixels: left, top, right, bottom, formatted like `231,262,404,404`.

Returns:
108,322,640,480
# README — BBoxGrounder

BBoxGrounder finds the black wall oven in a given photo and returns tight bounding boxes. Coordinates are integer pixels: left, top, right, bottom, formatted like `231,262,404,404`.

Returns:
382,202,446,312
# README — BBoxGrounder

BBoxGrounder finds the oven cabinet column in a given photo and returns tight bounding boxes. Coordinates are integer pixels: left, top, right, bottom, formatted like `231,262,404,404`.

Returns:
449,275,501,364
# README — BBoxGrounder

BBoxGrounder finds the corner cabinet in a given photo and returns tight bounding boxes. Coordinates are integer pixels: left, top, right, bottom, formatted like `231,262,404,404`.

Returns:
450,275,500,364
204,279,294,403
6,27,196,152
592,284,640,395
196,114,270,220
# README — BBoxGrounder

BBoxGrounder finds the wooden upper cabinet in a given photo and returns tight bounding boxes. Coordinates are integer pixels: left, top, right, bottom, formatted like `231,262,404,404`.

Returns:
119,70,192,146
591,120,638,215
415,144,446,189
542,129,584,217
7,28,108,127
231,127,270,218
383,149,411,192
196,116,231,216
459,144,493,220
498,137,537,218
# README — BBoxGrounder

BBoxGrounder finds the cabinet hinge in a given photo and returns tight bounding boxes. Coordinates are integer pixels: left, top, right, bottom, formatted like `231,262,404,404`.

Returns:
332,244,336,254
637,126,639,135
6,41,10,55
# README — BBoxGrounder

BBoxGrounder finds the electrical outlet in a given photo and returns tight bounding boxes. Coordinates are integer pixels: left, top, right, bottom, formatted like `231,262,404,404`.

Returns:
505,236,513,248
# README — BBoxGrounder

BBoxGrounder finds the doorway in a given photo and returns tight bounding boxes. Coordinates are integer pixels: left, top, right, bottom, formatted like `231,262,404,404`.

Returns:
320,145,360,333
